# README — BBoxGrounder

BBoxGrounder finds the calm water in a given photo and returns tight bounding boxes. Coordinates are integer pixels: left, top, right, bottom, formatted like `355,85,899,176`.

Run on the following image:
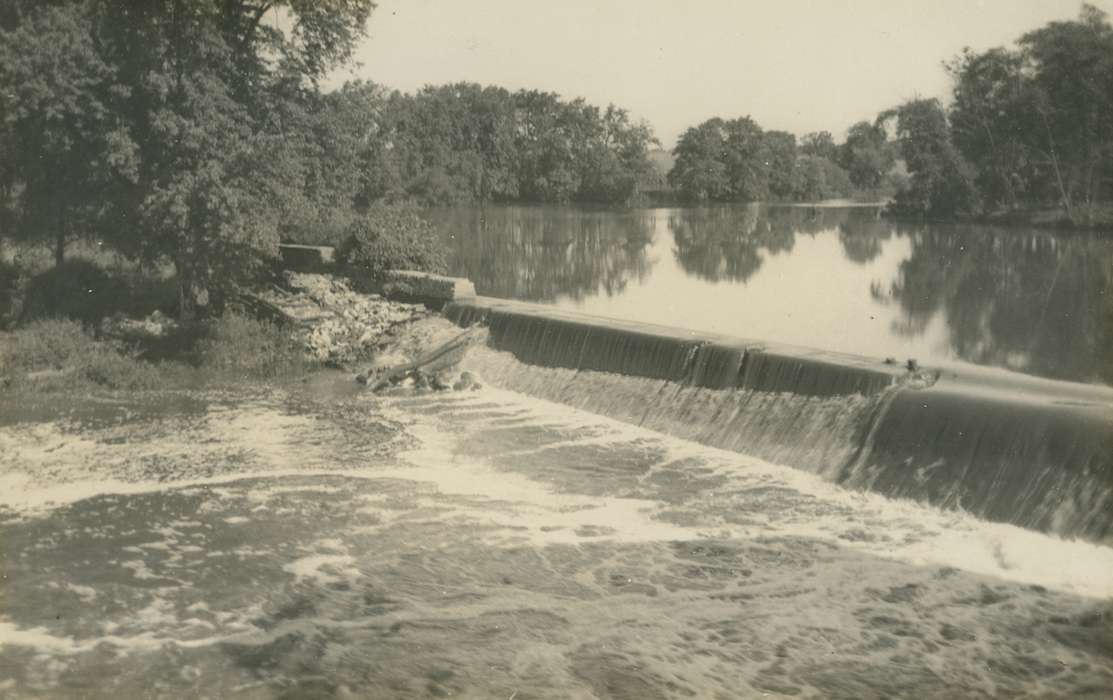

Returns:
429,205,1113,386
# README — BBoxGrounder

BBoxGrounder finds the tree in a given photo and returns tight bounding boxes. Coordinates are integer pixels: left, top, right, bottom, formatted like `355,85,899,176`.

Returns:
1017,4,1113,223
669,119,731,202
946,47,1032,210
800,131,838,161
87,0,376,317
0,3,135,266
761,130,798,200
885,99,980,219
838,120,894,191
578,105,657,203
792,155,853,201
721,116,769,200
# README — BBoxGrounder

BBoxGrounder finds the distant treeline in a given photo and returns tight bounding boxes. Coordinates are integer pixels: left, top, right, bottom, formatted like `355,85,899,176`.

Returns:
320,82,659,207
669,4,1113,225
666,118,900,203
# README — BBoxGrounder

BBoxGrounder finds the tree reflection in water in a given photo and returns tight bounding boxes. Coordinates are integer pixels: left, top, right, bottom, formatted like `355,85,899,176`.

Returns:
881,224,1113,384
669,205,886,282
428,206,655,302
434,203,1111,385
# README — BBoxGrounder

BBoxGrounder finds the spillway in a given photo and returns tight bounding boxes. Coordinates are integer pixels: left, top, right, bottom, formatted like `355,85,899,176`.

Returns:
446,296,1113,543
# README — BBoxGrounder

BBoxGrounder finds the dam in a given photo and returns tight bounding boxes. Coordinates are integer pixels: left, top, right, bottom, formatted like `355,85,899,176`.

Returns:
4,274,1112,697
445,295,1113,544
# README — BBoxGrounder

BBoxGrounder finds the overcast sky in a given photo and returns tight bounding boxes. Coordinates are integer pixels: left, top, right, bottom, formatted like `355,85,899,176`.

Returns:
328,0,1111,148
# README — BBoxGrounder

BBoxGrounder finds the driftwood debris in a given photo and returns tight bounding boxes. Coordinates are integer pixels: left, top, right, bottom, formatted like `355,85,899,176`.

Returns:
362,326,486,392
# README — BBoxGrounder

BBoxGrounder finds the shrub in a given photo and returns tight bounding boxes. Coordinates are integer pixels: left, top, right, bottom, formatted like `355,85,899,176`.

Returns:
0,318,179,392
336,206,448,279
194,313,310,379
0,318,89,373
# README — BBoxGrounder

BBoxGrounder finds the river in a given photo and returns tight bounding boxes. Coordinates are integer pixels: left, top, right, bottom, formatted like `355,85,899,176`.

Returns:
1,365,1111,698
428,204,1113,386
2,206,1111,697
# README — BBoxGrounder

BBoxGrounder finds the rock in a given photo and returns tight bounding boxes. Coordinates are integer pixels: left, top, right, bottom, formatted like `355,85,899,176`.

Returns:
452,371,478,391
253,273,429,365
100,310,179,341
278,244,336,271
430,372,452,391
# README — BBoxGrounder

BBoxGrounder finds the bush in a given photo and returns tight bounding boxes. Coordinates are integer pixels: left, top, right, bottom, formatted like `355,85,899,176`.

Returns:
0,313,312,392
0,318,89,373
194,313,310,379
0,318,176,392
336,207,448,279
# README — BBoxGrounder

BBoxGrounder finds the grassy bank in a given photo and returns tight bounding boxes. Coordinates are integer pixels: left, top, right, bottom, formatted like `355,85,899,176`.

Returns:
0,240,318,394
0,314,314,395
885,203,1113,233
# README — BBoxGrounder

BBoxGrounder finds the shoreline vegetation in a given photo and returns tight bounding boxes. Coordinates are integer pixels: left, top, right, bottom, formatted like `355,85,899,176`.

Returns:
0,2,1110,389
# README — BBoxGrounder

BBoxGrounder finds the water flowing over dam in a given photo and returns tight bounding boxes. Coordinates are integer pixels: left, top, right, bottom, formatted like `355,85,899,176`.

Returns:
446,297,1113,544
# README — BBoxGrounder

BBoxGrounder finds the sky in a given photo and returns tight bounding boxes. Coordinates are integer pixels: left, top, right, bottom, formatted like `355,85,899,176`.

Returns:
328,0,1113,148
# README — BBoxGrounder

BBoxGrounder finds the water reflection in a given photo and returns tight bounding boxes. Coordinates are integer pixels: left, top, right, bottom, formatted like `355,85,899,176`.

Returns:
436,204,1113,385
427,206,655,302
881,224,1113,384
667,206,889,282
837,218,893,265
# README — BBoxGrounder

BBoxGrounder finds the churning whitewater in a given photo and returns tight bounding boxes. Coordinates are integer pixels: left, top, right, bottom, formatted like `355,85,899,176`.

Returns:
0,347,1110,698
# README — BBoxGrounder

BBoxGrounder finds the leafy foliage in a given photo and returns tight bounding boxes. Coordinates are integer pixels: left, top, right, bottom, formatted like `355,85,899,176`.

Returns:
883,99,981,219
338,83,659,207
892,4,1113,222
837,121,896,191
0,3,127,264
0,0,376,318
194,313,308,379
337,207,448,279
669,117,859,203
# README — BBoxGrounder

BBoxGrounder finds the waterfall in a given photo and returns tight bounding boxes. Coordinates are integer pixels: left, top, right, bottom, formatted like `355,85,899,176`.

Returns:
446,299,1113,543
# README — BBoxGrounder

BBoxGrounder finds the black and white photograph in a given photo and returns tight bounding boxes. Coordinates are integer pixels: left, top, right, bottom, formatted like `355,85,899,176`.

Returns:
1,1,1111,697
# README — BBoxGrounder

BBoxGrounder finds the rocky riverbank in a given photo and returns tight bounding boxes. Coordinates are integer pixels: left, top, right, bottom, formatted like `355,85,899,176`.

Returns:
249,272,433,366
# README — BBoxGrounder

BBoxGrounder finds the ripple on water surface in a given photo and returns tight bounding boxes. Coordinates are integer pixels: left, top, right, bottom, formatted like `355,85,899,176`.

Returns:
0,383,1110,698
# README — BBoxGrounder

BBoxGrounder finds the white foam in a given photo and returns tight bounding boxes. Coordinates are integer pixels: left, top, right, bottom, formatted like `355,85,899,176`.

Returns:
282,553,359,585
384,386,1113,599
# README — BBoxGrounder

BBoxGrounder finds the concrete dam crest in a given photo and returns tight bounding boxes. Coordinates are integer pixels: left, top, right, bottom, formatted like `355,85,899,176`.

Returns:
445,296,1113,544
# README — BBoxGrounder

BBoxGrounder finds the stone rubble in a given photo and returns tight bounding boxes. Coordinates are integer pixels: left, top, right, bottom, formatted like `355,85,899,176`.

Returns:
257,272,431,366
100,309,179,341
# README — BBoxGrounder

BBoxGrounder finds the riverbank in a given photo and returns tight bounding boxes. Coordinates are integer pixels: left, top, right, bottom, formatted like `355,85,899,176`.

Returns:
885,203,1113,233
0,271,445,399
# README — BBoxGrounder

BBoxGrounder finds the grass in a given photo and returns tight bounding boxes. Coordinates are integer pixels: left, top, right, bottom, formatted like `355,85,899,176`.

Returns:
0,314,316,395
194,313,310,380
0,240,317,394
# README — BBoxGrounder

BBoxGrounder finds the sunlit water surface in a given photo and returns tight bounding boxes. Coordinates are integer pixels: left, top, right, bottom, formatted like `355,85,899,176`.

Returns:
1,374,1110,698
429,204,1113,386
